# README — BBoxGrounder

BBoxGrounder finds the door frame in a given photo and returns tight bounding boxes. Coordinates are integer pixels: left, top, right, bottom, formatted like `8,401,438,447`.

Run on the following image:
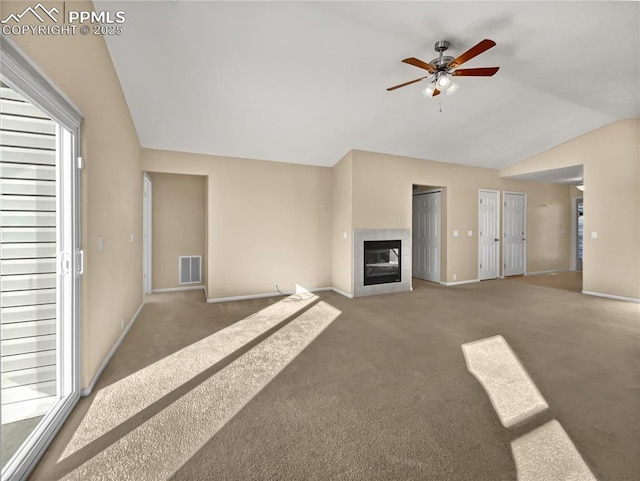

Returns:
143,173,153,294
1,36,83,481
412,189,442,283
478,189,501,280
571,196,583,272
502,191,528,276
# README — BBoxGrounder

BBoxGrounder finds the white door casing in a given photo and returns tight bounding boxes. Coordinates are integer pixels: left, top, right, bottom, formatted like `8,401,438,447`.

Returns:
412,191,441,283
478,190,500,280
504,192,527,276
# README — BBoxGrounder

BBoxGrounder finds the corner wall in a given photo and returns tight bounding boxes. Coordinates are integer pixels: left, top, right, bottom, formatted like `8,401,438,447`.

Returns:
4,0,144,387
501,119,640,300
141,149,333,300
331,152,353,295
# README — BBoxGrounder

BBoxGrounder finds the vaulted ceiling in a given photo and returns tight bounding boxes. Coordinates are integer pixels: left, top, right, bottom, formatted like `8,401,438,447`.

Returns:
97,1,640,169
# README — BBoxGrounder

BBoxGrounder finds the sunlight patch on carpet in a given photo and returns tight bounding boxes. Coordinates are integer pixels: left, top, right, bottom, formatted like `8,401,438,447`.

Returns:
462,335,548,427
61,301,340,481
512,420,597,481
61,293,318,459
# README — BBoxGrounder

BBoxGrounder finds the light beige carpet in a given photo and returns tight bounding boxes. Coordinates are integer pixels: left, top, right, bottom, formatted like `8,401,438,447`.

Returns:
61,293,318,458
463,335,548,428
27,279,640,481
60,301,339,481
512,420,597,481
507,271,583,293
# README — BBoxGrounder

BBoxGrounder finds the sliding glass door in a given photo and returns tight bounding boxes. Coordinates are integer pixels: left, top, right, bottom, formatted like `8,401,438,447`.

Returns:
1,37,81,481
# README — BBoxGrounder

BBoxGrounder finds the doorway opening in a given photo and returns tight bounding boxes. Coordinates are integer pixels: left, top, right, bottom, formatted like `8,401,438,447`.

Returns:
144,173,207,294
574,197,583,272
412,185,445,284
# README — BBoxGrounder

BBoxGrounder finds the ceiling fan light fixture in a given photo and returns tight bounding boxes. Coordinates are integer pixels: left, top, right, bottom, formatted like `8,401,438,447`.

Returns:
446,81,459,95
423,83,435,97
436,73,451,89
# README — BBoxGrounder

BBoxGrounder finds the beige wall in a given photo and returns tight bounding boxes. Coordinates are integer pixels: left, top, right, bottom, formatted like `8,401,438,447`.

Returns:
141,149,333,299
502,119,640,299
148,173,206,290
4,1,144,386
331,152,353,294
351,150,572,284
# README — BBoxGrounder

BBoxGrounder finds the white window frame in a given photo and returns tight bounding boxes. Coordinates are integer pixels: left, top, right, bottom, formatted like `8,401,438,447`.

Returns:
1,35,83,481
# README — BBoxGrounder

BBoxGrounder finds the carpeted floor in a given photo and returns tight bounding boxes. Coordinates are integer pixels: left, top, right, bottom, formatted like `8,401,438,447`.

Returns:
28,279,639,481
506,270,583,292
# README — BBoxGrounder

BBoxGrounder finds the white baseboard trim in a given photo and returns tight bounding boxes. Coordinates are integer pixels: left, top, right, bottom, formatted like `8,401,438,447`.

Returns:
441,279,480,286
207,291,281,303
582,290,640,303
525,269,569,276
81,301,144,397
331,287,354,298
152,286,205,293
206,286,353,303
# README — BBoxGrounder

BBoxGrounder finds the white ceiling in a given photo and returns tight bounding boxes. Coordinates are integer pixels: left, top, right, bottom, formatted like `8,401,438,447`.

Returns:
97,1,640,169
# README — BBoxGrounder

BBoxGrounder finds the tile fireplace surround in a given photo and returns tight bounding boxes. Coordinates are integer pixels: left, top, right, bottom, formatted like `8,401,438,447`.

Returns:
353,229,411,297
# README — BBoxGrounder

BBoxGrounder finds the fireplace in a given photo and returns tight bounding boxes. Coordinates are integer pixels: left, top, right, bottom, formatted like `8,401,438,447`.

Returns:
353,229,410,297
364,240,401,286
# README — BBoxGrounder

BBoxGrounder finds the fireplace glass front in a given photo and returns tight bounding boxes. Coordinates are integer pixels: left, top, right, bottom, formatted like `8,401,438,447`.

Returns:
363,240,401,286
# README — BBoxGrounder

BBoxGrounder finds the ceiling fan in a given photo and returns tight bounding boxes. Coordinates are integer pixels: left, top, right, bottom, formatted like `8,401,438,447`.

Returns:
387,39,499,97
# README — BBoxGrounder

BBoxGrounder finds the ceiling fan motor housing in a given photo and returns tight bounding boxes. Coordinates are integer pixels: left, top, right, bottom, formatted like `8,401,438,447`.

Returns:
432,40,454,71
431,55,454,70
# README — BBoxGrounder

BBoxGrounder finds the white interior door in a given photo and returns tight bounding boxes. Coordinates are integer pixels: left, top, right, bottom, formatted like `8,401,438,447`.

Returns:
142,174,152,294
412,191,440,283
504,192,526,276
478,190,499,280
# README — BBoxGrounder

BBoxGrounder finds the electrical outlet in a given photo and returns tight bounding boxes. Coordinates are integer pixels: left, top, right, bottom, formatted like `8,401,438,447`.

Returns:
453,274,457,281
120,318,124,330
305,280,310,289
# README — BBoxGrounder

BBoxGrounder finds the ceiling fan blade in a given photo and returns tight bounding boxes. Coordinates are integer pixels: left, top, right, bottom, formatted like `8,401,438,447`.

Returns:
433,88,441,97
452,67,500,77
386,76,430,91
402,57,437,73
447,39,496,69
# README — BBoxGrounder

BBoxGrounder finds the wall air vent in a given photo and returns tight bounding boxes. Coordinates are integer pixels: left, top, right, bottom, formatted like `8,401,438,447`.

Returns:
179,255,202,284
